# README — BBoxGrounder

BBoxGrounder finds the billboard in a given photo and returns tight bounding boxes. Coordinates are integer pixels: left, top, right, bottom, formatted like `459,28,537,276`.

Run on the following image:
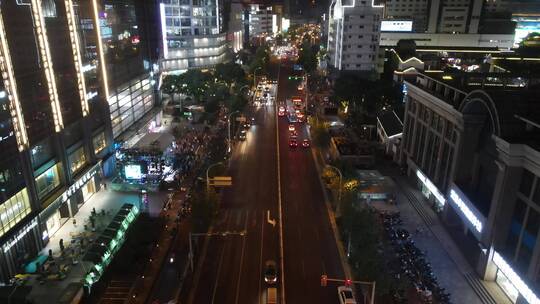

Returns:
125,164,142,180
381,20,413,32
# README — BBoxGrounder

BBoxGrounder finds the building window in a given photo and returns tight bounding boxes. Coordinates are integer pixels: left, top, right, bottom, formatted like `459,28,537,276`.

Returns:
35,163,61,199
520,169,534,198
93,132,107,155
0,188,31,238
69,147,87,174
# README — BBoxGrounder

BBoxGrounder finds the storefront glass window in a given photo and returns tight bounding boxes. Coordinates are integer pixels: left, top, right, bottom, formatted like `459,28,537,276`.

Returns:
496,270,519,303
35,163,61,198
0,188,31,238
93,132,107,154
69,146,87,173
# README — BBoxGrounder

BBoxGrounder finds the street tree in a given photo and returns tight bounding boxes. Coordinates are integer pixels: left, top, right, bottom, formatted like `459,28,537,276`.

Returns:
176,69,212,103
249,45,270,75
311,119,331,149
214,62,247,88
298,40,318,74
162,75,179,102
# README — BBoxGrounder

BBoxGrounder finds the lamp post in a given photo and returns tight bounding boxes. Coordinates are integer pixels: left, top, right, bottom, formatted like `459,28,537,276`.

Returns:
325,165,343,217
228,110,240,153
188,230,246,271
253,67,262,88
206,162,223,192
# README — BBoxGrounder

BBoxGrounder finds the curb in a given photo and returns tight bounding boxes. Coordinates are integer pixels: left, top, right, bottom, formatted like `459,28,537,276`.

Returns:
310,146,353,281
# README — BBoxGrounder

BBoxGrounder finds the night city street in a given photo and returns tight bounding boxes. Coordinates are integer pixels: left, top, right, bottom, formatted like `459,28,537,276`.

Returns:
0,1,539,304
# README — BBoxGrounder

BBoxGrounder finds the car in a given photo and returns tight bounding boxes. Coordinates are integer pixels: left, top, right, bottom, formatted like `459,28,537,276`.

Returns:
288,124,295,131
239,130,247,141
264,260,277,284
302,139,310,148
338,286,357,304
289,139,298,148
243,122,251,128
278,110,285,117
289,130,298,137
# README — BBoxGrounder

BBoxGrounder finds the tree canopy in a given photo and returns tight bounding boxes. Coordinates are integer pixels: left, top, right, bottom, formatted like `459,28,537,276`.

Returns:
214,62,247,87
249,45,270,75
298,40,318,74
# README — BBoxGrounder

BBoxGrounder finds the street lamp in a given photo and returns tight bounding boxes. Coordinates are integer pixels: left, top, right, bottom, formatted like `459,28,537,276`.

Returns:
188,230,246,271
325,165,343,217
253,67,262,88
228,110,240,153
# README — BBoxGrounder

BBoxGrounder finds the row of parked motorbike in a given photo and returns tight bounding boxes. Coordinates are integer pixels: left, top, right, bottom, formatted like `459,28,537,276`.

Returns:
381,212,452,304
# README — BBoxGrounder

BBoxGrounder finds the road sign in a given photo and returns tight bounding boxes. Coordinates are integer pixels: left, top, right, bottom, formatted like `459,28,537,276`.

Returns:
236,116,246,122
208,176,232,187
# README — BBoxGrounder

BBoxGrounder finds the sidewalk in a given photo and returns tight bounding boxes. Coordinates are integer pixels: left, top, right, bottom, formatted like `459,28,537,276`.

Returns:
26,186,145,304
373,157,511,304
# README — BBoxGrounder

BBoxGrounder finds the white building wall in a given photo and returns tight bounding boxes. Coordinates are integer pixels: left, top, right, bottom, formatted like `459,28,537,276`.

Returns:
327,0,383,72
379,32,515,49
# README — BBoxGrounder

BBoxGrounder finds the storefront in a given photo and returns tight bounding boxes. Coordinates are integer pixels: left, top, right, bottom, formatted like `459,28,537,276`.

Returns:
414,168,446,212
39,163,102,243
0,218,41,283
492,251,539,304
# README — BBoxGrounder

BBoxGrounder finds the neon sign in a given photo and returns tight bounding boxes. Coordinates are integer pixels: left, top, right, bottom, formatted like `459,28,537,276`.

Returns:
416,170,445,206
449,188,483,233
493,251,540,304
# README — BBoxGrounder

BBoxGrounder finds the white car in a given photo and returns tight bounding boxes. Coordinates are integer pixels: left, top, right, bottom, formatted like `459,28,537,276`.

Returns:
338,286,357,304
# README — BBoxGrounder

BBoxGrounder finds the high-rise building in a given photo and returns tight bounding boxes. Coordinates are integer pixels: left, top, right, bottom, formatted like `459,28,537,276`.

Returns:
0,0,158,282
383,0,484,33
327,0,383,73
160,0,230,72
383,0,428,32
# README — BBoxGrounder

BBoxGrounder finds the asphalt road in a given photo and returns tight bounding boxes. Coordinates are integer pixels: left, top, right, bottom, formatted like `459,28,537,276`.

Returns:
277,61,345,304
183,57,344,304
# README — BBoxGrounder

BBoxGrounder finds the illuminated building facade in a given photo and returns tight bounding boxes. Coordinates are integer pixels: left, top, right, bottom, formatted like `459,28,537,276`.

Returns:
327,0,383,73
0,0,158,282
160,0,230,73
400,70,540,304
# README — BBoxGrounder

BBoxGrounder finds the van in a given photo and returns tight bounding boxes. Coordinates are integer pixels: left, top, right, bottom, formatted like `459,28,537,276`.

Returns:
267,287,277,304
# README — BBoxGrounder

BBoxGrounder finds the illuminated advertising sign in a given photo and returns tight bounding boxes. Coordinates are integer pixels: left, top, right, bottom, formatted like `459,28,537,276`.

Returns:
448,184,485,237
381,20,413,32
493,251,540,304
125,164,142,180
416,170,445,206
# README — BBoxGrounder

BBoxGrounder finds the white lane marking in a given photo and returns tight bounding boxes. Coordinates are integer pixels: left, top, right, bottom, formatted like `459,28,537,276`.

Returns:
258,211,265,304
234,210,249,304
275,61,286,304
211,211,233,304
211,241,227,304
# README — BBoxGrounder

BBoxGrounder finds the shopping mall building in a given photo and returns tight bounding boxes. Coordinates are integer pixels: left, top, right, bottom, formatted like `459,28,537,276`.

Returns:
399,69,540,304
0,0,159,282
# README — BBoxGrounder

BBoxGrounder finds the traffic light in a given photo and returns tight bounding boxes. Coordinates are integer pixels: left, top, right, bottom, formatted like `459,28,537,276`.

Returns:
320,274,327,287
345,279,352,286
